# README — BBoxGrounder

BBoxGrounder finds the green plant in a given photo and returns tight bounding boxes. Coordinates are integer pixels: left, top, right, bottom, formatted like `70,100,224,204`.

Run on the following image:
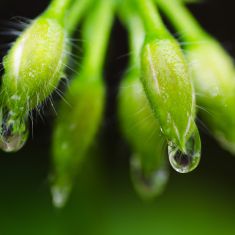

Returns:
51,0,113,207
156,0,235,154
118,2,168,199
0,0,234,207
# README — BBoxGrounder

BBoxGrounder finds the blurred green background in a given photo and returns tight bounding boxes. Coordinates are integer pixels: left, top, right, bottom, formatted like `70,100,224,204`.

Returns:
1,0,235,235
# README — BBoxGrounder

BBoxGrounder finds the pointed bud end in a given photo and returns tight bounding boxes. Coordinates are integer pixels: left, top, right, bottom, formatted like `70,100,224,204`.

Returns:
130,155,169,200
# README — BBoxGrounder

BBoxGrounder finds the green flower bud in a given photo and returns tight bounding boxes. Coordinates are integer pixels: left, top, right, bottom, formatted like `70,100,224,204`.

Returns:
155,0,235,153
2,16,67,113
51,77,105,208
119,69,169,199
187,38,235,152
0,2,69,152
141,38,201,173
51,0,113,207
141,38,196,150
119,0,201,173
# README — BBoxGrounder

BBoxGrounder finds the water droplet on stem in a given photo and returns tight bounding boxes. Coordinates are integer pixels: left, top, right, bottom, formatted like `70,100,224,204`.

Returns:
168,128,201,173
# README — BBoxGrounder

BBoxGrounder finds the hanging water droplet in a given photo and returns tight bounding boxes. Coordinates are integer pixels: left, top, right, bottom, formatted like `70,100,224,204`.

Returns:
0,110,28,152
51,185,70,208
130,154,169,200
168,128,201,173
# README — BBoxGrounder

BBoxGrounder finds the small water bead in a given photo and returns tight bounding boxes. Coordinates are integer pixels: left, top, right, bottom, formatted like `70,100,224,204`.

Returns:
130,155,169,200
168,128,201,173
0,110,28,152
51,185,70,208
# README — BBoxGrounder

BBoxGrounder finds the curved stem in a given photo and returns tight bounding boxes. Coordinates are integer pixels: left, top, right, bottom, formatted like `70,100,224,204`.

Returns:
66,0,92,35
156,0,207,41
44,0,72,24
128,17,145,67
117,1,145,67
81,0,114,78
134,0,170,39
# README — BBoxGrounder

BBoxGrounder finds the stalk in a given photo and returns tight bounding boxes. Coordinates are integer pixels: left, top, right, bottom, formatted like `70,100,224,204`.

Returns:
117,0,145,67
81,0,114,78
66,0,93,35
156,0,207,41
134,0,170,39
44,0,73,24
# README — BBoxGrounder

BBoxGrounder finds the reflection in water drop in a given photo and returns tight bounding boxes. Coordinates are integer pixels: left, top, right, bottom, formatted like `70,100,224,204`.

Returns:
130,155,169,200
168,128,201,173
0,110,28,152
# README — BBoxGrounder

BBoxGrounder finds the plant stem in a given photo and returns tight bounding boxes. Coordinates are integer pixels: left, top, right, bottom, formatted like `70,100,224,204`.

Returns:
128,17,145,67
156,0,207,41
44,0,72,24
81,0,114,78
67,0,92,35
117,1,145,67
134,0,169,39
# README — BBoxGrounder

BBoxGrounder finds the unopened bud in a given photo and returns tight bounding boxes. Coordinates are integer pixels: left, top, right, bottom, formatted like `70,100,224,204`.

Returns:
119,69,169,198
51,77,105,207
2,16,67,113
187,38,235,153
141,38,197,151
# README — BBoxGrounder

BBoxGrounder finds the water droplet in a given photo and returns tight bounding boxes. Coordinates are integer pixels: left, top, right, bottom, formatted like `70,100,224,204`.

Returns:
130,155,169,200
168,128,201,173
51,185,70,208
0,110,28,152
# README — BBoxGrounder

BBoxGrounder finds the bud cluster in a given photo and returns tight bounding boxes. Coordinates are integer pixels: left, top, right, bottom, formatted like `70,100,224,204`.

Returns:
0,0,233,207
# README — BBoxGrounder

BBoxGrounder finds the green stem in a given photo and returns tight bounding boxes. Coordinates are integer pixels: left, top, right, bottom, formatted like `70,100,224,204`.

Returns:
134,0,169,39
117,1,145,67
66,0,92,35
128,17,145,67
81,0,114,78
44,0,72,24
156,0,207,41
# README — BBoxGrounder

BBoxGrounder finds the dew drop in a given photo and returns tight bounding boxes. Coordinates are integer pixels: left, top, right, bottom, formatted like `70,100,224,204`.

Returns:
168,128,201,173
0,110,28,152
51,185,70,208
130,154,169,200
